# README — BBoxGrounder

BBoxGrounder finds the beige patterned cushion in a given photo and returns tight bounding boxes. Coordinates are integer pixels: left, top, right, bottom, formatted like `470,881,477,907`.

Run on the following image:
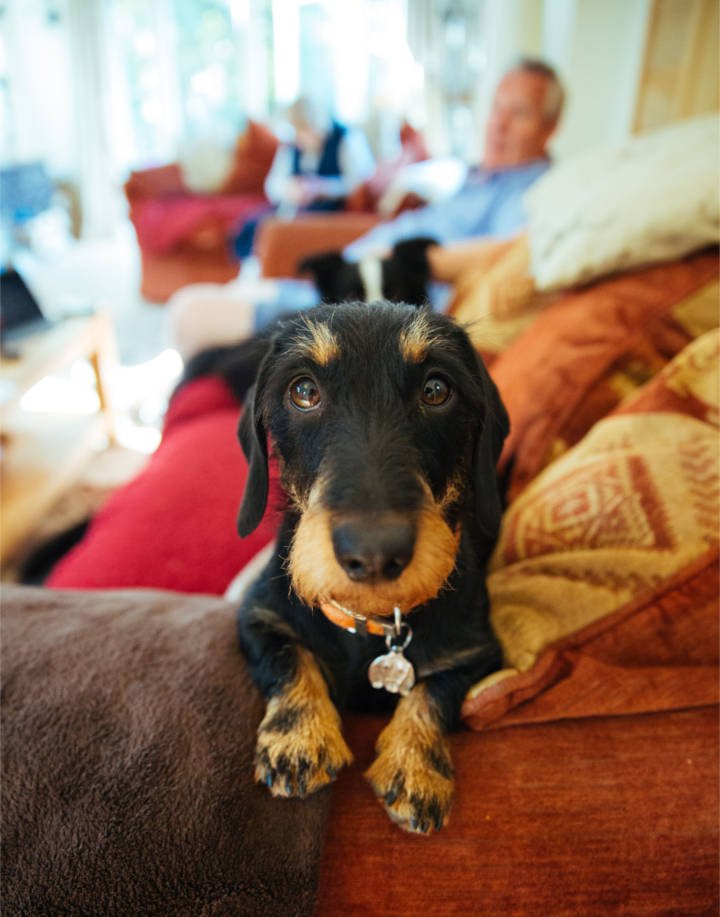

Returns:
489,410,718,671
462,330,719,727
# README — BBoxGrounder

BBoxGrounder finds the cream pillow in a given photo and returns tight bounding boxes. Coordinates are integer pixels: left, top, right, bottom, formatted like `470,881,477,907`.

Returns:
177,133,235,193
526,114,720,291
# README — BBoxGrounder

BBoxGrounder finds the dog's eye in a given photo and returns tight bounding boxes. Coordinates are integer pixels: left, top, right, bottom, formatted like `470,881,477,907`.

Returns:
289,376,321,411
421,376,452,407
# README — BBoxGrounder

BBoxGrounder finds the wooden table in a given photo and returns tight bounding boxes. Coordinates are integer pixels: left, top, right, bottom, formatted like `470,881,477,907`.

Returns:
0,312,116,567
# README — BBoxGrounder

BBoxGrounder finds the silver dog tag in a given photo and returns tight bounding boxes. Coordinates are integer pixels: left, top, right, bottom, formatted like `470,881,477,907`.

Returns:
368,647,416,696
368,607,415,696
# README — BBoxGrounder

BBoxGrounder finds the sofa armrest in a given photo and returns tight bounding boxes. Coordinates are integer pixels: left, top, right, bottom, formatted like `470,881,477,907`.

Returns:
256,213,381,278
1,584,329,915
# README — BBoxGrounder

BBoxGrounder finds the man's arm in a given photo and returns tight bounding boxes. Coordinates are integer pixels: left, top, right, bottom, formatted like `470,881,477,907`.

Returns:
344,159,550,263
264,145,295,206
427,237,517,283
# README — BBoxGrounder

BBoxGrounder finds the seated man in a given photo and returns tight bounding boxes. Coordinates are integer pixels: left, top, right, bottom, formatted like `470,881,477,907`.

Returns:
344,57,564,261
170,58,564,358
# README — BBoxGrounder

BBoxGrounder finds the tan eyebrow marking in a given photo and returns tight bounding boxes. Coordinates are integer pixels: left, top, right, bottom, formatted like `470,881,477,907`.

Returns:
292,319,340,366
399,313,440,363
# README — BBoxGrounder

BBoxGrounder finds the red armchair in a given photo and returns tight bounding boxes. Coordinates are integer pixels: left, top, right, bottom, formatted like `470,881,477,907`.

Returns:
125,121,279,303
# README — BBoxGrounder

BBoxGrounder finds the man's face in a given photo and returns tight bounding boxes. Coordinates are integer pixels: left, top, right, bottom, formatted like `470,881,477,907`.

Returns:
483,69,556,170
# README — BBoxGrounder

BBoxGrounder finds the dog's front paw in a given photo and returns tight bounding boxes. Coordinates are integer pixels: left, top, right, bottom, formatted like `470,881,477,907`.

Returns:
365,738,454,834
254,649,353,798
364,686,454,834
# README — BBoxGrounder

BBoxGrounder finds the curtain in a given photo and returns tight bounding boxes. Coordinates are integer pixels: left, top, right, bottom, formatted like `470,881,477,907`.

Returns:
67,0,117,238
406,0,487,158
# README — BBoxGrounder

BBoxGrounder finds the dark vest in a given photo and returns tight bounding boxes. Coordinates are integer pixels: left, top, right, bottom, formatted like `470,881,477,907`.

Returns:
291,122,347,177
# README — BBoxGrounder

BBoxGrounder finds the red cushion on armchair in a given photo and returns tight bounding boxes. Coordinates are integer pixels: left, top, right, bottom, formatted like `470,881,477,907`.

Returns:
220,120,279,195
48,378,279,595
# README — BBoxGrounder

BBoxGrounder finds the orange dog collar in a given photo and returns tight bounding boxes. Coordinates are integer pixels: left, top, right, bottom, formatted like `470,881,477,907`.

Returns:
319,600,390,636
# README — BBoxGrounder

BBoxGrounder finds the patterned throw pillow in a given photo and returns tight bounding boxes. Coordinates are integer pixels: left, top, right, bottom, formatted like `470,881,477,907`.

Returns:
491,250,718,500
462,330,719,730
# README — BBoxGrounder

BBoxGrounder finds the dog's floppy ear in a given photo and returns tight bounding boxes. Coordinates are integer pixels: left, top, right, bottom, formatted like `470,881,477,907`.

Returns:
472,360,510,542
237,351,274,537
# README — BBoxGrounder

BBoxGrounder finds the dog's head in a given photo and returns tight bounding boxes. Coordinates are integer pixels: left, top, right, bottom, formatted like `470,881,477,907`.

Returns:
298,237,437,306
237,302,508,618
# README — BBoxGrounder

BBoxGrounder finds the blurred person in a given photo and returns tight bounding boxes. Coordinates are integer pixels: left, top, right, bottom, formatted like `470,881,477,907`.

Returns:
172,58,564,353
233,98,375,258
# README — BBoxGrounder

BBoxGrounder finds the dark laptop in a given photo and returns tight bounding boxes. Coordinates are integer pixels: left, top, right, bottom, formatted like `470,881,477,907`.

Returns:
0,267,55,346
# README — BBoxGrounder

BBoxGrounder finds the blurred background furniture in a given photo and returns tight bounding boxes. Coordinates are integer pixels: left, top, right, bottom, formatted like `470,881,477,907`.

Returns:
124,121,279,303
0,312,116,569
126,120,432,294
256,211,380,278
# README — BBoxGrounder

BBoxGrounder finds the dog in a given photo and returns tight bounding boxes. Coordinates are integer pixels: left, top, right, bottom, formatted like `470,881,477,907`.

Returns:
298,236,438,305
231,300,509,834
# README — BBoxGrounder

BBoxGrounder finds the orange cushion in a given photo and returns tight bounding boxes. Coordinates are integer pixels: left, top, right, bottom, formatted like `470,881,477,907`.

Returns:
317,707,717,914
220,120,279,195
491,250,718,499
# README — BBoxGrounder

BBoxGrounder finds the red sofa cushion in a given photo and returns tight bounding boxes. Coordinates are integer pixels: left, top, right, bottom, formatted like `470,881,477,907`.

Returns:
48,378,278,595
130,193,268,255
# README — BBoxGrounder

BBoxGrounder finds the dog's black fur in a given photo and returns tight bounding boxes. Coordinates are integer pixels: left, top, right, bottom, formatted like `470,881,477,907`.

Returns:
298,236,438,305
209,299,509,834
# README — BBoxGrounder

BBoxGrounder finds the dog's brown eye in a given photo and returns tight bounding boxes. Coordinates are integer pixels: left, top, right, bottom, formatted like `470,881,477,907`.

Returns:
290,377,321,411
421,376,451,407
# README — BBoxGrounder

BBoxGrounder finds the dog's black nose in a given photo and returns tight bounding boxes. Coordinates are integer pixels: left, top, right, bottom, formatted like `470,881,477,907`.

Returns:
332,514,415,583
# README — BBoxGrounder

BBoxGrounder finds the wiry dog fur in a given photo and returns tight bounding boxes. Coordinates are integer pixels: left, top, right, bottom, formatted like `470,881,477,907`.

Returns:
224,301,508,834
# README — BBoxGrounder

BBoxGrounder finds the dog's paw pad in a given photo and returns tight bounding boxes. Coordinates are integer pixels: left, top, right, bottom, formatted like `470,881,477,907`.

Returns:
365,740,454,834
254,702,353,798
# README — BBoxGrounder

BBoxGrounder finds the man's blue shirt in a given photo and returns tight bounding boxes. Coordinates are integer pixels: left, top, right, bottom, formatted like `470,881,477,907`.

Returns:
343,158,550,261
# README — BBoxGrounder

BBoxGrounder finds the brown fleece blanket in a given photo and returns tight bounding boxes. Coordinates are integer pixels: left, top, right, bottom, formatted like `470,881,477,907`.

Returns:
1,585,329,917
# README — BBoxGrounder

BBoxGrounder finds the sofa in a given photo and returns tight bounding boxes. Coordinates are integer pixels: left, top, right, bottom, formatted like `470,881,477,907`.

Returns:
3,119,718,915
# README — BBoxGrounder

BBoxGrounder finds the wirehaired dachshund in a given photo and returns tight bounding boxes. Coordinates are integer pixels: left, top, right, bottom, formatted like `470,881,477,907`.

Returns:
224,299,509,834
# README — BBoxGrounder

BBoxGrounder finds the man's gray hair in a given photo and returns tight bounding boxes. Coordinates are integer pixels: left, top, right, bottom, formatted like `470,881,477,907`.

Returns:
513,57,565,125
